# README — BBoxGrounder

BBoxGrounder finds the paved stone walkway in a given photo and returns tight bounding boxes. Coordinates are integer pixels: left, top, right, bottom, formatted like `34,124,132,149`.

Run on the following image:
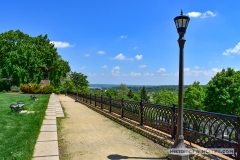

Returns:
32,93,64,160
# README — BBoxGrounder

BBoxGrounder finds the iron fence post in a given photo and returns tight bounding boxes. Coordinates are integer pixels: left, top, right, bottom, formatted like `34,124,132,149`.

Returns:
109,96,112,113
140,99,143,126
171,104,177,139
101,95,103,109
95,94,97,106
121,98,124,118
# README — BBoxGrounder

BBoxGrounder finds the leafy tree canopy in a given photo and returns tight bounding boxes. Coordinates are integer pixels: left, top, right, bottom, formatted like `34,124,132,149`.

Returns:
105,89,118,97
68,71,89,93
127,89,134,99
0,30,70,89
155,88,178,106
184,81,205,110
141,86,149,102
204,68,240,115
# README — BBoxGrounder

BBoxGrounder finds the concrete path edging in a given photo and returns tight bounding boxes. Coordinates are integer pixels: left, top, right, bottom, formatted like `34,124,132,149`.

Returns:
32,93,64,160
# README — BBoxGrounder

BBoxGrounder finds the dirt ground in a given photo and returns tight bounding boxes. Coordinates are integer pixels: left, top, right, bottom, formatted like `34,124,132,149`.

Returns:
57,95,168,160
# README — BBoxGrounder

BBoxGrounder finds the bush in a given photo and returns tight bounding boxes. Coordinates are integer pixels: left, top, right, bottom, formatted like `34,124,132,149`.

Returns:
20,83,41,94
42,85,54,94
2,90,6,93
20,83,54,94
10,85,21,92
20,84,30,93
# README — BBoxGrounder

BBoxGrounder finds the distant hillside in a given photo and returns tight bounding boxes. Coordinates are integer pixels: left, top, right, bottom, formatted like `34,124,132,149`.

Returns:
88,84,205,93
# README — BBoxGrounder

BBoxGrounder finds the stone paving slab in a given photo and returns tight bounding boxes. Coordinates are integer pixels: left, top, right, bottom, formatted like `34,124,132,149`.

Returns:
44,116,56,120
32,156,59,160
40,125,57,132
37,132,58,141
42,120,56,125
33,141,59,157
45,112,56,116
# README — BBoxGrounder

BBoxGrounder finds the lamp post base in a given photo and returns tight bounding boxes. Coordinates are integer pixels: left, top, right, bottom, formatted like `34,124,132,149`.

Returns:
75,99,79,102
168,135,189,160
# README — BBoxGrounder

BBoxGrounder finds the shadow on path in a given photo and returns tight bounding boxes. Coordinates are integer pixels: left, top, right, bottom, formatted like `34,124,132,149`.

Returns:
107,154,168,160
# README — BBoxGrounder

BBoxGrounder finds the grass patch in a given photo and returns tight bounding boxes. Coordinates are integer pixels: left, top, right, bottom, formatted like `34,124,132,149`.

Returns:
0,93,50,160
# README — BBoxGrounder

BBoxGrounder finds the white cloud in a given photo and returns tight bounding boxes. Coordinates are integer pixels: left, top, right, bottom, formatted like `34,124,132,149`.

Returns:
97,51,105,54
223,42,240,56
134,47,137,50
129,72,141,77
194,66,200,69
120,35,127,39
187,11,217,18
187,12,201,18
113,53,133,61
144,73,154,76
80,66,85,70
178,67,222,77
135,55,142,60
101,65,108,68
139,65,146,68
84,54,90,57
157,68,166,72
202,11,217,18
113,66,120,70
111,70,120,76
114,53,125,60
50,41,74,48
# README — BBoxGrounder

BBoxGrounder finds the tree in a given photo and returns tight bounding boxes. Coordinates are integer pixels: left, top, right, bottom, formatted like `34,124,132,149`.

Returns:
155,88,178,106
119,83,129,97
68,71,89,93
141,86,149,102
204,68,240,115
127,89,134,99
0,30,70,88
184,81,205,110
105,89,118,97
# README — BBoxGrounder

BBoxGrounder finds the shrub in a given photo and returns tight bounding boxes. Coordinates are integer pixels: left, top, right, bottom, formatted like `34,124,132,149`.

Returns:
10,85,21,92
20,83,41,94
20,84,30,93
2,90,6,93
42,85,54,94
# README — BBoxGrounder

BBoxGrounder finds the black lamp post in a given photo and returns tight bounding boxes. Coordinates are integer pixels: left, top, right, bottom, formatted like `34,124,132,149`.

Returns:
168,10,190,160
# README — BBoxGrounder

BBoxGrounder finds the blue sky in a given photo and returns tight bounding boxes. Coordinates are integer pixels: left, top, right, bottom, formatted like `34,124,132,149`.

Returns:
1,1,240,85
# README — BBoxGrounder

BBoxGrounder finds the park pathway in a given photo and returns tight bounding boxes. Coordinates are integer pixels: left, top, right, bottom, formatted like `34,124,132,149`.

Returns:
57,95,168,160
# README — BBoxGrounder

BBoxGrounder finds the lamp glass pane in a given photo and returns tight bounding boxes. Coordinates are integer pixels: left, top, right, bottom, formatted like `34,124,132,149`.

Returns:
182,19,187,27
177,19,183,27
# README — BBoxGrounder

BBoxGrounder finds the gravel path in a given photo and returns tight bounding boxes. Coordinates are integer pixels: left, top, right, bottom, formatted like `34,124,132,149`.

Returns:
57,95,168,160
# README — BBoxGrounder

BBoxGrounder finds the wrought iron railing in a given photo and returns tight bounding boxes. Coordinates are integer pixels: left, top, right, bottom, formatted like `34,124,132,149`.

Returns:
68,92,240,159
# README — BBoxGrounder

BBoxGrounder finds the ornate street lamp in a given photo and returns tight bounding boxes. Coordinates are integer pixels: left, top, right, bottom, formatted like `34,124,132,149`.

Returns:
168,10,190,160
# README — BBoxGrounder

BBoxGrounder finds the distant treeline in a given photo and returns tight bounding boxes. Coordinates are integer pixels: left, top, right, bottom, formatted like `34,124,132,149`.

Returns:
112,85,204,93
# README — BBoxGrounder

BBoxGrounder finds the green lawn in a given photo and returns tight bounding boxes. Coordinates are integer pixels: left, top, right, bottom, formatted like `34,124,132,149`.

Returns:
0,93,50,160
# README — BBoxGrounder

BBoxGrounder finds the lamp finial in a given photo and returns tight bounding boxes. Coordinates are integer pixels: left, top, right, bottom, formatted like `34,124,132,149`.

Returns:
180,10,183,15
